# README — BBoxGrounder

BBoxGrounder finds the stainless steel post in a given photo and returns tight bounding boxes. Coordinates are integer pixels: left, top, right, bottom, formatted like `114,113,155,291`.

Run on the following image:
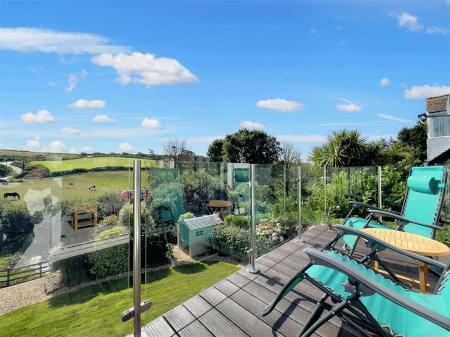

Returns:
247,163,260,274
323,166,327,224
377,166,382,209
133,159,142,337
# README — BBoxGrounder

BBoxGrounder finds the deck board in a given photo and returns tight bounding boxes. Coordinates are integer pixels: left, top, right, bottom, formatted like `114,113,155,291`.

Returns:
135,224,438,337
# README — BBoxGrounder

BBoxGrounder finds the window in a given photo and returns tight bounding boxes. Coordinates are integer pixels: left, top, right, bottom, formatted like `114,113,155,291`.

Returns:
429,115,450,138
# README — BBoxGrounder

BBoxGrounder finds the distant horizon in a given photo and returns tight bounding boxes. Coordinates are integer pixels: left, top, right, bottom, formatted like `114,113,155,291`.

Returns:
1,0,449,157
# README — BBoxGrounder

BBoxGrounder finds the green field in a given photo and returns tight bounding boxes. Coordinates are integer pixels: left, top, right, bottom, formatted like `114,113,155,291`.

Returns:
1,171,151,201
32,157,156,173
0,261,239,337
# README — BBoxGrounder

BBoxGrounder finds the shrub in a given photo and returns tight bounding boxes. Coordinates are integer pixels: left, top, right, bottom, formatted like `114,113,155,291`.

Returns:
97,192,126,218
0,164,13,177
119,203,133,227
0,202,39,238
224,215,250,228
436,227,450,247
212,223,250,260
87,244,129,279
94,214,121,236
178,212,195,223
96,225,127,240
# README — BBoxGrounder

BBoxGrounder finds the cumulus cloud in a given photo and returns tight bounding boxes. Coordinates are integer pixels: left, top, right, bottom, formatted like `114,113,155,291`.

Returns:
0,28,127,54
69,99,106,109
240,121,265,131
81,145,93,153
48,140,67,153
377,113,413,123
380,78,391,87
277,135,326,143
92,52,198,87
141,117,164,129
92,114,115,123
404,84,450,99
66,69,87,92
119,142,133,153
60,127,80,135
256,98,303,112
21,110,55,124
396,12,448,35
23,135,41,151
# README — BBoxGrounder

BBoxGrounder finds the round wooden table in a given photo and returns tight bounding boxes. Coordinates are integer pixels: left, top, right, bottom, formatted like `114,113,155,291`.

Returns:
362,228,450,293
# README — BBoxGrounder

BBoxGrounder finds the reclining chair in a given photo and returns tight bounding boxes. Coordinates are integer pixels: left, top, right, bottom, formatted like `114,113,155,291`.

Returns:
262,226,450,337
342,166,447,250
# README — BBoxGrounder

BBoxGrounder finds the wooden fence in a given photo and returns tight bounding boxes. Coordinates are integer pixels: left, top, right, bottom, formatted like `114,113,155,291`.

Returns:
0,261,50,288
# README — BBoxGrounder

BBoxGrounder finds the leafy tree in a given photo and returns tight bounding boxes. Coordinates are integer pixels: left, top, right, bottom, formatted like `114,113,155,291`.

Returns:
0,164,13,177
207,139,224,162
211,129,281,164
396,122,427,164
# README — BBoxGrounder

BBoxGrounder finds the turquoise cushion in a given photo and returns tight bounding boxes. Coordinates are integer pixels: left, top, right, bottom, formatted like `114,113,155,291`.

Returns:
306,251,450,337
407,176,438,194
341,217,389,249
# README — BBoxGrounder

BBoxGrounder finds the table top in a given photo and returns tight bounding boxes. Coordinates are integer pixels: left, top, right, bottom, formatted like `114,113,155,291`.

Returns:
208,200,233,208
362,228,450,257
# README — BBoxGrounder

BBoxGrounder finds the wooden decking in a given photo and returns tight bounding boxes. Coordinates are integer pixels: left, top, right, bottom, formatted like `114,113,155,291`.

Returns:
134,225,440,337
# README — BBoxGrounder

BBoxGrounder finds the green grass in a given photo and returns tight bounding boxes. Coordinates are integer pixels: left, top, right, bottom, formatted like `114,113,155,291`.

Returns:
0,171,150,201
32,157,156,173
0,261,239,337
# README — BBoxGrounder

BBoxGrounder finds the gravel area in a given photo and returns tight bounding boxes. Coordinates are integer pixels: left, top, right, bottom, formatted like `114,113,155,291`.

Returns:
0,277,51,316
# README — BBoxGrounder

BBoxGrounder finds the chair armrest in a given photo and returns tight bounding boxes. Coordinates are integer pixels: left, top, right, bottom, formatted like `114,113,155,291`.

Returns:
351,202,400,215
367,209,440,230
335,225,446,270
304,247,450,331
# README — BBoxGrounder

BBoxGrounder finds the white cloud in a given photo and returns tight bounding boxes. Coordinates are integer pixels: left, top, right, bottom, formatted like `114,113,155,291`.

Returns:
277,135,326,143
404,84,450,99
377,113,413,123
23,135,41,151
396,12,448,35
397,12,423,32
66,69,87,92
81,145,93,153
240,121,265,131
336,103,362,112
21,109,55,124
141,117,164,129
60,127,80,135
0,28,127,54
69,99,106,109
92,52,198,86
380,78,391,87
48,140,67,153
92,114,115,123
119,142,133,153
256,98,303,112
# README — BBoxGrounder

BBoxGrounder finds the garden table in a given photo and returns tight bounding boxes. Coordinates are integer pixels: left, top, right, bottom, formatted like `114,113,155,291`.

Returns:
362,228,449,293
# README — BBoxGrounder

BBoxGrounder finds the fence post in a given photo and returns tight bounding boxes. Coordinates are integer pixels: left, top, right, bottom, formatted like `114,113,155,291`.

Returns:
133,159,142,337
247,163,260,274
6,268,10,287
377,166,382,209
296,165,303,241
323,166,327,224
39,262,43,278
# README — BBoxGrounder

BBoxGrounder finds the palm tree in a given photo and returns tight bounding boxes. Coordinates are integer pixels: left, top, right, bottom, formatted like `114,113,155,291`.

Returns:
310,130,367,167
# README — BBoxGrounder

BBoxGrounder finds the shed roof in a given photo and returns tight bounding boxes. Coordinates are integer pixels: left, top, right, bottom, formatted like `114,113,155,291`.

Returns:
183,214,221,230
426,94,449,114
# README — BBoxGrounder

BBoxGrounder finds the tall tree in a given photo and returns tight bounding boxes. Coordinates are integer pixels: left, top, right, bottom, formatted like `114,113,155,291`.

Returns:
207,139,224,162
397,122,427,163
163,137,189,160
209,129,281,164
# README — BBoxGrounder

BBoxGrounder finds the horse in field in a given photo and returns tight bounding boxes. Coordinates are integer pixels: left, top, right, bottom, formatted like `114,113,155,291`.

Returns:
3,192,20,200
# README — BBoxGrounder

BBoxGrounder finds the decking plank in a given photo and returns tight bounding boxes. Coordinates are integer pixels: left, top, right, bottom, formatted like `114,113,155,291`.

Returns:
138,225,432,337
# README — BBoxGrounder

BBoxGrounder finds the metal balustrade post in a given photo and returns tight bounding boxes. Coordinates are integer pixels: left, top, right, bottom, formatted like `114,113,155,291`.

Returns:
247,164,260,274
377,166,382,209
133,160,142,337
323,166,327,224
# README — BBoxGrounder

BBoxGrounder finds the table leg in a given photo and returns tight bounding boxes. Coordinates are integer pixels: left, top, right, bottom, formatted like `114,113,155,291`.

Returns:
419,263,428,293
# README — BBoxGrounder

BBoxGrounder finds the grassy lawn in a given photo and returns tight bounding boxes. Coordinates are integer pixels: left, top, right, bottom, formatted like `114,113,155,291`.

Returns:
32,157,156,173
0,171,152,201
0,261,239,337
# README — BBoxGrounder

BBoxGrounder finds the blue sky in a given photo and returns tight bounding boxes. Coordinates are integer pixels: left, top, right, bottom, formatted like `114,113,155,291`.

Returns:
0,0,449,158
